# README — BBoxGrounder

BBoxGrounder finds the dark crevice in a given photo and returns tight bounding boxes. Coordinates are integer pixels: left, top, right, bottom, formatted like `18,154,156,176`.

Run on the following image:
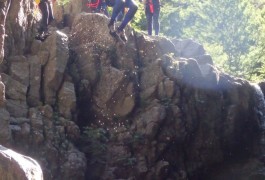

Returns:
72,46,102,129
129,30,144,114
40,64,45,105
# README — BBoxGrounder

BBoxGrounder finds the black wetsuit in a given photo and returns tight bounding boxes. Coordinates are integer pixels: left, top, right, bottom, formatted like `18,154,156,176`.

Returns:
38,0,54,34
106,0,138,32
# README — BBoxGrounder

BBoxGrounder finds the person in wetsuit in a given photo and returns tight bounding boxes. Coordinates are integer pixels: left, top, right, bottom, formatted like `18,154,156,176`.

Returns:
97,0,109,16
143,0,160,36
37,0,55,36
106,0,138,42
87,0,109,17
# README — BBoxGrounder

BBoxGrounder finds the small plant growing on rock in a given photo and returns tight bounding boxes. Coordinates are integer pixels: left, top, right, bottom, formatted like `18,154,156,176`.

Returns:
160,97,173,108
124,157,137,167
116,156,137,167
125,132,145,149
82,127,109,164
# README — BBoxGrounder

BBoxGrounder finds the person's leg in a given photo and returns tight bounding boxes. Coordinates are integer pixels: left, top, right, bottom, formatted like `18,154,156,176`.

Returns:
47,0,54,24
38,1,49,34
145,7,153,35
117,0,137,32
108,0,125,28
116,7,125,21
153,5,160,35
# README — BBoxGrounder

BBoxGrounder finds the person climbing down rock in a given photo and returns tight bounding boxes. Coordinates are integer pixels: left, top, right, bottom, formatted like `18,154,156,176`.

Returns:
141,0,160,36
106,0,138,43
35,0,55,40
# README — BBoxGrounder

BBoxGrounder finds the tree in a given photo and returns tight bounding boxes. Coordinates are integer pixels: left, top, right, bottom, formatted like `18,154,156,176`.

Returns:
148,0,265,80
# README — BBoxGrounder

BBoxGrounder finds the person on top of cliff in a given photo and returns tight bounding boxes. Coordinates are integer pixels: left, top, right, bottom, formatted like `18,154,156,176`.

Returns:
87,0,109,17
141,0,161,36
106,0,138,43
35,0,55,39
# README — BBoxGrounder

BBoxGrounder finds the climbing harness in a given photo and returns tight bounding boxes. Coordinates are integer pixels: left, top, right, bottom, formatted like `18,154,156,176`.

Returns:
87,0,100,9
87,0,109,17
148,0,154,13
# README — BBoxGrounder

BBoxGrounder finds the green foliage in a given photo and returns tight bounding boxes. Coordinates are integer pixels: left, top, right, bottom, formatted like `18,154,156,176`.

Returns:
57,0,70,6
82,127,108,164
131,3,146,31
133,0,265,81
170,0,262,80
124,157,137,166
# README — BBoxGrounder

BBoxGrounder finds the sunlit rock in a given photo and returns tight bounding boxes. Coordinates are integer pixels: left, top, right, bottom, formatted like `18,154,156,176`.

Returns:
0,145,43,180
1,73,27,101
70,13,115,48
172,38,206,58
0,75,5,107
8,56,29,86
43,30,69,105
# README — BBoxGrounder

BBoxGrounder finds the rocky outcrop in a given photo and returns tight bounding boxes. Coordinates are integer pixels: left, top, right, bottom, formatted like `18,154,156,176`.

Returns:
0,1,263,179
0,1,87,176
69,13,262,180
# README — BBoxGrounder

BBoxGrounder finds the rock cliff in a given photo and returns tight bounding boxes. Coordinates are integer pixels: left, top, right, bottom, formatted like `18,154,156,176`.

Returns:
0,1,264,180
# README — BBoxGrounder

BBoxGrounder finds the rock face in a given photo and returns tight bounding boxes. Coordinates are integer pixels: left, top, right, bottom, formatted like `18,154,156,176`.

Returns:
4,0,35,57
0,0,10,63
69,13,262,180
0,2,264,180
0,145,43,180
0,1,87,178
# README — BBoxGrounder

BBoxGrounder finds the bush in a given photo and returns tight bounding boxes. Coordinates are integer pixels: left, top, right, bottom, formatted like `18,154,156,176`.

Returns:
57,0,70,6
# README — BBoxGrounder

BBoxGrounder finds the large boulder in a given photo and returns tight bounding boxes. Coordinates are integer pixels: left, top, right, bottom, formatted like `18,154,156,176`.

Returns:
8,55,29,86
0,145,43,180
172,38,206,58
70,12,115,49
